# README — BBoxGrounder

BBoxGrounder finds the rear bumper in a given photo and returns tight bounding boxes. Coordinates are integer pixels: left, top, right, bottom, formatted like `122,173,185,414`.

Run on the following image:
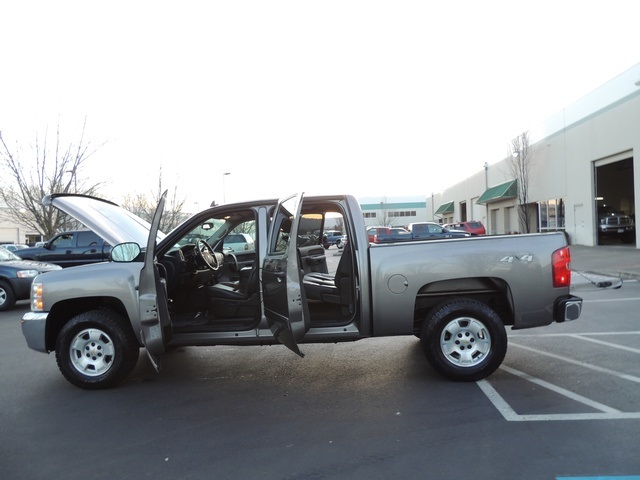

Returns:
554,295,582,322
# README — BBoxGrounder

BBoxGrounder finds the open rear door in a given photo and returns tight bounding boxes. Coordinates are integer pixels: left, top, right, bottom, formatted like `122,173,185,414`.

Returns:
138,191,171,371
262,193,310,357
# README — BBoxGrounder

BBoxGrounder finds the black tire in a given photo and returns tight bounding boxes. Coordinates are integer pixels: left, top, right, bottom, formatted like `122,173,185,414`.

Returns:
55,310,140,390
421,298,507,382
0,281,16,311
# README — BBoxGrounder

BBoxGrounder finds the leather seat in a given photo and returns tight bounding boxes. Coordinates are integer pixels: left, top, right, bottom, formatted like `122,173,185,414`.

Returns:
209,261,259,301
303,242,352,306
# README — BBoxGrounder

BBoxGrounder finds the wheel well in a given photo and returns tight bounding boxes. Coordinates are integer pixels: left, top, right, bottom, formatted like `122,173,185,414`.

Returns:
413,277,514,336
45,297,137,351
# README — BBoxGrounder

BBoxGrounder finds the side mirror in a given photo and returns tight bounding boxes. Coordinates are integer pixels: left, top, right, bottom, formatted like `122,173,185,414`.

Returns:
111,242,141,262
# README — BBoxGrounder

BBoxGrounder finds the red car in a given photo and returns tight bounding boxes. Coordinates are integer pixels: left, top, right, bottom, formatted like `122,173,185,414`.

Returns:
443,221,486,236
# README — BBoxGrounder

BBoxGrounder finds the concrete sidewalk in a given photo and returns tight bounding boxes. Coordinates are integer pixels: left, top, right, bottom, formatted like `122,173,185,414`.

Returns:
570,244,640,280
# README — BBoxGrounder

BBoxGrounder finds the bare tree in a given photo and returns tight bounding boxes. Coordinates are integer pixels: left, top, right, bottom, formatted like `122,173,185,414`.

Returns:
377,197,395,227
507,131,533,233
0,121,105,239
121,167,188,232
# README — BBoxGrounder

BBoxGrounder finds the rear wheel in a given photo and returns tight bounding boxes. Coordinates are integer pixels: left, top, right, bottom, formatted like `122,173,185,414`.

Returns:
421,298,507,381
55,310,140,390
0,281,16,311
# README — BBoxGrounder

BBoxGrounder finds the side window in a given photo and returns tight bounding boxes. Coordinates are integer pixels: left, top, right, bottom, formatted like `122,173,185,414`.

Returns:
52,233,74,248
413,224,427,234
223,221,257,253
274,218,292,253
298,213,323,247
268,194,301,255
77,231,102,247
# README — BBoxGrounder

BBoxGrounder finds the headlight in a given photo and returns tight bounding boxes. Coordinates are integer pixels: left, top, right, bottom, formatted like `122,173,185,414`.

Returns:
31,282,44,311
17,270,39,278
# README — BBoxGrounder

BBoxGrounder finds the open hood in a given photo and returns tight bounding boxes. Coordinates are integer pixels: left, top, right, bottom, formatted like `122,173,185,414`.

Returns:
42,194,165,247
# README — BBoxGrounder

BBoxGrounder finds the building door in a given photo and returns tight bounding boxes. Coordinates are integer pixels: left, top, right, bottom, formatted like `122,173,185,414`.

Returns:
594,155,635,246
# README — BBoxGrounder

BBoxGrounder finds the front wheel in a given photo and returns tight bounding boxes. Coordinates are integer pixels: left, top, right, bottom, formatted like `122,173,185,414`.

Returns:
421,298,507,381
55,310,140,390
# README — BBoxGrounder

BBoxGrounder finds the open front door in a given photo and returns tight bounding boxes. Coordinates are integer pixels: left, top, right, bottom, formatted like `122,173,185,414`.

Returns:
138,191,171,371
262,193,310,357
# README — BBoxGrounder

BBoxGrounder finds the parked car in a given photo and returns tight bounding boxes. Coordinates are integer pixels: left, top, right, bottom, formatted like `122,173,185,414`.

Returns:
597,205,635,244
322,230,343,249
368,224,470,244
336,234,348,249
444,221,486,236
1,244,30,252
222,233,255,253
367,226,392,243
15,230,111,267
0,245,61,311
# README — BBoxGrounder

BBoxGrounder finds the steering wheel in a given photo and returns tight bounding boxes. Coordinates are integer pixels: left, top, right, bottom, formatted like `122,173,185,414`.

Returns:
194,239,220,270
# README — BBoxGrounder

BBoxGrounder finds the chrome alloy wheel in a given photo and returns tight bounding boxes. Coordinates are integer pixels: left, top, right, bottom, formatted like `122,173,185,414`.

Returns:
69,328,116,376
439,317,491,367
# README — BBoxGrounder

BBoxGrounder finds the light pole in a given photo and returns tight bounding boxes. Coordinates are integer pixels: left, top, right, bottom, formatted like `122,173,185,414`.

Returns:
222,172,231,204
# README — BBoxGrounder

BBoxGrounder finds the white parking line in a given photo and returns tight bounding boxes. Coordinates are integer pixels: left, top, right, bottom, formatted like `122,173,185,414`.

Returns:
477,338,640,421
512,331,640,337
478,370,640,422
509,342,640,384
500,365,621,413
582,297,640,303
569,334,640,354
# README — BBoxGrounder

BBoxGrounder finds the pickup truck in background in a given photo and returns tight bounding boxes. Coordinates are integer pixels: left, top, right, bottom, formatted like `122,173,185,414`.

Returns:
15,230,110,268
444,221,486,236
21,193,582,390
368,223,470,243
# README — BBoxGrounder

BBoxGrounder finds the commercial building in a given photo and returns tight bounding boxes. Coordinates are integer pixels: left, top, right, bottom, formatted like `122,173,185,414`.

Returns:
358,196,430,228
425,63,640,248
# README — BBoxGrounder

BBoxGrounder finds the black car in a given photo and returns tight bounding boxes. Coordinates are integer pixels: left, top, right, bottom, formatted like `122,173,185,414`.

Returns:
0,246,61,311
15,230,111,267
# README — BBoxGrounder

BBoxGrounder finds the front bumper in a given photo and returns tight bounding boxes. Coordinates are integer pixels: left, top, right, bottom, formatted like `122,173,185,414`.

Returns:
554,295,582,322
21,312,49,353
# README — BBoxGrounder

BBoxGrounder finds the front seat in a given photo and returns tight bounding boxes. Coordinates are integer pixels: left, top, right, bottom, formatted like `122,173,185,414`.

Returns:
208,260,260,316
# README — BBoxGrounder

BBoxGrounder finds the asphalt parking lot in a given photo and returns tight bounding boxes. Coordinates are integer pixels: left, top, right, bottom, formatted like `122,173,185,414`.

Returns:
1,247,639,479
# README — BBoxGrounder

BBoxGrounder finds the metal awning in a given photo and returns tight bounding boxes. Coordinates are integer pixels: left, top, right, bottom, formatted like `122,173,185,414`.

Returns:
434,201,454,215
476,180,517,205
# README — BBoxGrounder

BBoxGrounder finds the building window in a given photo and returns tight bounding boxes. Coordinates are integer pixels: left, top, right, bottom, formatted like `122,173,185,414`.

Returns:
388,211,417,218
363,212,377,219
538,198,565,231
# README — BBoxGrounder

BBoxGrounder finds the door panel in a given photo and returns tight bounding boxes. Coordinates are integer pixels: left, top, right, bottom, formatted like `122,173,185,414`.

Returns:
138,191,170,372
262,193,310,356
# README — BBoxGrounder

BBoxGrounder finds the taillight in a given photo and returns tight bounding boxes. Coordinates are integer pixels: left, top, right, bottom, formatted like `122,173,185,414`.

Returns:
552,247,571,288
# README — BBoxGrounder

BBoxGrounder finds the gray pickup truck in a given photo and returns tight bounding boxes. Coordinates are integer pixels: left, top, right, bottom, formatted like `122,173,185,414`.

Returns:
21,193,582,390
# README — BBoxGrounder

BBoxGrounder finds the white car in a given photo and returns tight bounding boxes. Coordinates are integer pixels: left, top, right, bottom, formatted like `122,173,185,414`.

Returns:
222,233,255,253
2,244,29,252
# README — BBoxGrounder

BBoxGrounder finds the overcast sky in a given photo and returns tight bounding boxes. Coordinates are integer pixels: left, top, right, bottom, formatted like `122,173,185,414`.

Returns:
2,1,639,211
